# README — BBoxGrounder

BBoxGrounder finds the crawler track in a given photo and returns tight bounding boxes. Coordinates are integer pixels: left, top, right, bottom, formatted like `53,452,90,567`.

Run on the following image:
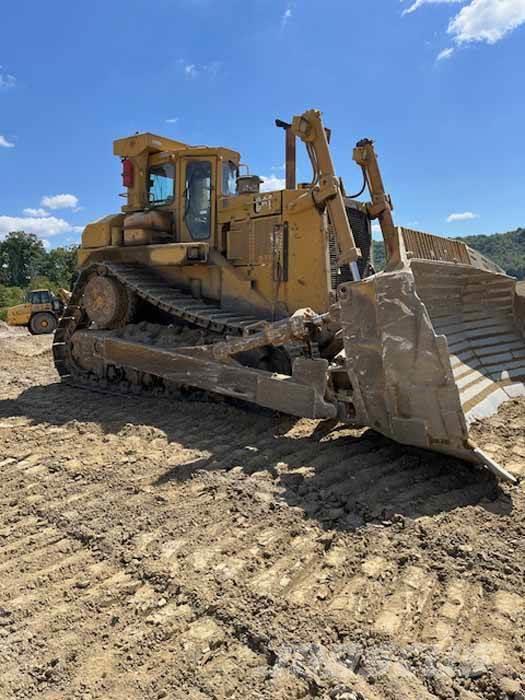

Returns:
52,262,298,398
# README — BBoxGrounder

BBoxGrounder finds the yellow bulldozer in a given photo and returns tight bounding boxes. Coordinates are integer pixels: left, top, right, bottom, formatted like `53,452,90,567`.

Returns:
53,109,525,482
7,288,70,334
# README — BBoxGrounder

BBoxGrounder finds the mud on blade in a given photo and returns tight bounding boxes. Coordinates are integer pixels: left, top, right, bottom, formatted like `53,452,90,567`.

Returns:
339,228,525,483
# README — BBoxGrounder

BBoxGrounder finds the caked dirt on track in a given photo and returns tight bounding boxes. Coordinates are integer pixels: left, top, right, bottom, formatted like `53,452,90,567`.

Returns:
1,325,525,700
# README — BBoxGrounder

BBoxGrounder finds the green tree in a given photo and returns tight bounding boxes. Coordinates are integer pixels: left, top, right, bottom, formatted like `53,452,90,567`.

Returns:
28,275,56,293
462,228,525,280
0,231,46,287
0,284,25,321
372,240,386,271
0,284,25,308
40,245,79,288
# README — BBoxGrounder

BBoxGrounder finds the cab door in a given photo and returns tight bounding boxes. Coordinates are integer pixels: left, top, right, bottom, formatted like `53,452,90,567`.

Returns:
179,157,217,245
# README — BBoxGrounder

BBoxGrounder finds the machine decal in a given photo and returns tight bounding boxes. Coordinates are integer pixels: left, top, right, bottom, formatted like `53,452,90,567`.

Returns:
254,193,273,214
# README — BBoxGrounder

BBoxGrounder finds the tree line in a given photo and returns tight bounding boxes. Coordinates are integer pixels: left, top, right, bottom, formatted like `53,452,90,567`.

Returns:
0,231,78,319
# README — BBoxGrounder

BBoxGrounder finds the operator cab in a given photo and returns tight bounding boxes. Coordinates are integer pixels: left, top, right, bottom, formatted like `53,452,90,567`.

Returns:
26,289,52,305
80,132,242,254
26,289,63,314
143,155,217,242
113,133,241,246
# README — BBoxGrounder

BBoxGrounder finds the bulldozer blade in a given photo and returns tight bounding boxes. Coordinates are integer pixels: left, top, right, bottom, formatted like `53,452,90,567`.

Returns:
339,229,525,483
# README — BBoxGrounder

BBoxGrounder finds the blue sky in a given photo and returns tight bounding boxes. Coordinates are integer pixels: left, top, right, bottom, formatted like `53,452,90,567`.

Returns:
0,0,524,248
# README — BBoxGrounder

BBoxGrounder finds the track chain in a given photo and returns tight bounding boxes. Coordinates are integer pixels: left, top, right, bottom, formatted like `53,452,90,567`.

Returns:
52,262,302,399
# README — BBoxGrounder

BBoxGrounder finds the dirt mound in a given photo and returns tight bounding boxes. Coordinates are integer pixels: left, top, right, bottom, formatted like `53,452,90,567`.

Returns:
0,337,524,699
0,320,27,337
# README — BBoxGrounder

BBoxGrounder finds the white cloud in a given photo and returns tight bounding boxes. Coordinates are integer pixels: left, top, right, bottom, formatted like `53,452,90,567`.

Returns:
260,175,286,192
42,239,50,250
185,63,198,78
0,68,16,90
203,61,221,78
165,117,179,124
371,222,382,237
448,0,525,44
0,135,15,148
281,6,293,28
23,208,50,217
41,193,79,210
404,0,525,48
446,211,479,222
0,215,80,239
437,46,455,59
178,60,221,79
402,0,463,16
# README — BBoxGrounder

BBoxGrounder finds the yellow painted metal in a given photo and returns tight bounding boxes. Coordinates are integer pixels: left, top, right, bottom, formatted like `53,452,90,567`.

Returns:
113,133,188,158
6,303,32,326
74,108,524,481
78,242,209,269
353,139,399,268
80,120,334,319
82,214,125,249
291,109,360,269
6,301,55,327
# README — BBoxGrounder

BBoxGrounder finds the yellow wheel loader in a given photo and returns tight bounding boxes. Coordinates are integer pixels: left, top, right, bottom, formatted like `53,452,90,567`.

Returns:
7,289,69,334
53,109,525,483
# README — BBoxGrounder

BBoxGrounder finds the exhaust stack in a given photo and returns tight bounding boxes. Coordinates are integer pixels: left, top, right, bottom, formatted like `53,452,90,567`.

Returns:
275,119,296,190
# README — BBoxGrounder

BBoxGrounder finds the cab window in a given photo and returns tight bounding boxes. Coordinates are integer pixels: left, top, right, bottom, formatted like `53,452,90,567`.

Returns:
148,163,175,205
29,291,51,305
222,161,238,196
184,161,212,240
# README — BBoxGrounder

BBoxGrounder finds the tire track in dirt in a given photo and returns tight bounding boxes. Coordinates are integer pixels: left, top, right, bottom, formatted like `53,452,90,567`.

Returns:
1,331,525,698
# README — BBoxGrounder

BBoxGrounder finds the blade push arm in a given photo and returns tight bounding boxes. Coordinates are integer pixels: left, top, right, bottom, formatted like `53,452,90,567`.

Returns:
291,109,361,280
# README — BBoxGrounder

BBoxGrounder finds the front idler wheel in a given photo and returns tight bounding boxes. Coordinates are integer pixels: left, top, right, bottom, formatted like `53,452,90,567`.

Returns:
83,273,135,329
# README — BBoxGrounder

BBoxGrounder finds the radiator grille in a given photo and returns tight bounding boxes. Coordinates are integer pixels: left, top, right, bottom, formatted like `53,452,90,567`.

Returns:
329,204,372,289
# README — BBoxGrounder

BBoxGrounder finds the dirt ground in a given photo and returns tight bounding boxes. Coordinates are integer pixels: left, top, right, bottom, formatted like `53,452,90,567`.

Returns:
1,323,525,700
